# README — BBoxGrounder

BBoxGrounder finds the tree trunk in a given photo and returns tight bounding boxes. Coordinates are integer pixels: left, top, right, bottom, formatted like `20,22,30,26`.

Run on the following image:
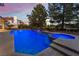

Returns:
61,19,64,30
61,4,65,30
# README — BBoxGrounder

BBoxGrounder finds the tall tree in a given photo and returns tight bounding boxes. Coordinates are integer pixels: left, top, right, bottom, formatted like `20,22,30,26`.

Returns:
72,4,79,28
48,3,73,29
28,4,47,28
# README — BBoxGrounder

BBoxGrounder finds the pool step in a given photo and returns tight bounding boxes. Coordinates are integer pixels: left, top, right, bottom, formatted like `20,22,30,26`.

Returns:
50,41,79,56
53,38,79,53
38,47,65,56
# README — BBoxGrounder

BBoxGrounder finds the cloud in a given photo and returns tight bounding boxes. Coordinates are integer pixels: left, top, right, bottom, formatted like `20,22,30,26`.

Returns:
0,3,36,14
0,3,48,19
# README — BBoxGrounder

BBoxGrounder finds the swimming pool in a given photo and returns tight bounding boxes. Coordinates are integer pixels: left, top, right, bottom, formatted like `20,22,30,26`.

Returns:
10,30,75,55
11,30,52,55
49,33,75,40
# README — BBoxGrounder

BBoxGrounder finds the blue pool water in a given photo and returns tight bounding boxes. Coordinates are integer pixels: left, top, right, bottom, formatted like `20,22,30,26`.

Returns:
10,30,52,55
50,33,75,40
10,30,75,55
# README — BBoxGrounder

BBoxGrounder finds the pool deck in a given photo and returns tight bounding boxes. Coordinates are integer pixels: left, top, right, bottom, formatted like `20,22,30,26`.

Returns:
0,29,9,32
0,31,79,56
0,32,14,56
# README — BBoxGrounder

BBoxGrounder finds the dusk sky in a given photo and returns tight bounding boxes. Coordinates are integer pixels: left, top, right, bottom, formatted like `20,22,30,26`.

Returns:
0,3,48,20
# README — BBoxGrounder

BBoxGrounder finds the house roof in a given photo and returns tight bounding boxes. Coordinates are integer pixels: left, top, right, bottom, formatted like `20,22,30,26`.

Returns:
0,16,14,22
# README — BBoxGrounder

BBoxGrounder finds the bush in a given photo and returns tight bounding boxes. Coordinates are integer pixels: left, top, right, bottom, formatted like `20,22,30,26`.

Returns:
18,24,29,29
7,25,14,30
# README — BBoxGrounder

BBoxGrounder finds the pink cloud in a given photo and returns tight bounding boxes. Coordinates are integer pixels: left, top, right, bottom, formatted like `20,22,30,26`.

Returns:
0,3,36,14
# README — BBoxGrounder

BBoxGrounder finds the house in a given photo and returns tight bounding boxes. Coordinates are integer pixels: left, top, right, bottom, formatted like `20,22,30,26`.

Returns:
0,16,18,29
22,19,30,26
45,17,59,26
